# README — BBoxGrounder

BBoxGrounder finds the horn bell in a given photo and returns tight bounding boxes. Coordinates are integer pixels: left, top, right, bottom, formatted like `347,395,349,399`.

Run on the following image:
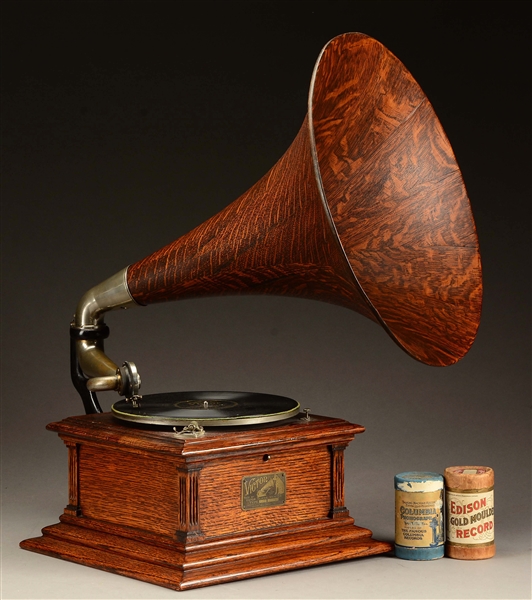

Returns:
126,33,482,367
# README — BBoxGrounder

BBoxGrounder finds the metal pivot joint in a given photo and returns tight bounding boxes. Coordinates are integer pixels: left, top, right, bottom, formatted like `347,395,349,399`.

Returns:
71,267,141,413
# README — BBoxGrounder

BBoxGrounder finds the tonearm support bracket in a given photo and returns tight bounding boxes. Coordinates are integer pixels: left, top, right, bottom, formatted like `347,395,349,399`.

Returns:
70,267,140,413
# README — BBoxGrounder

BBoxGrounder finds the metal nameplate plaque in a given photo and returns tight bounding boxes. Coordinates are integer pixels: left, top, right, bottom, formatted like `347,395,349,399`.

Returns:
241,472,286,510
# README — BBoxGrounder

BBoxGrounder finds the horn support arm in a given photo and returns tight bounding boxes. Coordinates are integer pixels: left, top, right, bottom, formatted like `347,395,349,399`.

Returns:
70,267,141,413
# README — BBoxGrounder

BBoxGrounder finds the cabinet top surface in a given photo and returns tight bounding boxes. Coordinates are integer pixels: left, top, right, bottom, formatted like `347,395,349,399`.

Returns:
47,412,364,456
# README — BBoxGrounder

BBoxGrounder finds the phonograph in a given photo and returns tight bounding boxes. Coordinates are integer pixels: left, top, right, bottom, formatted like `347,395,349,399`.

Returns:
21,33,482,590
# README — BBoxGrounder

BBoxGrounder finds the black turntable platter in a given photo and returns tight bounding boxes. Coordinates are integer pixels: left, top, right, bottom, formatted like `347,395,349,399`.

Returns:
111,391,300,426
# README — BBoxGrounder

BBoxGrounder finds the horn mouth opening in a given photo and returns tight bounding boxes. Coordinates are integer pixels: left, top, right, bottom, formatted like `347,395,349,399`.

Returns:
308,33,482,367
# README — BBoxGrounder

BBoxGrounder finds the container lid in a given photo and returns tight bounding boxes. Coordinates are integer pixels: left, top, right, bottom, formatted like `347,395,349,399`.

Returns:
395,471,443,492
444,466,494,490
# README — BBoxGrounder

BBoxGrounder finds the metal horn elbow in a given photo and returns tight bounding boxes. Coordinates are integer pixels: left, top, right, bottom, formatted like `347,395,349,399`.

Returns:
71,267,141,410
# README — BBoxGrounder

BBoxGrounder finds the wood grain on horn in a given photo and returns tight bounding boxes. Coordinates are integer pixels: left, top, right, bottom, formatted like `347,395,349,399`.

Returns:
127,33,482,367
127,118,376,322
310,34,482,366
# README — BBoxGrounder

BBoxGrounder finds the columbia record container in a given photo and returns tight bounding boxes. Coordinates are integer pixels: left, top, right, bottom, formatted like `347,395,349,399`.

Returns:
394,472,444,560
444,466,495,559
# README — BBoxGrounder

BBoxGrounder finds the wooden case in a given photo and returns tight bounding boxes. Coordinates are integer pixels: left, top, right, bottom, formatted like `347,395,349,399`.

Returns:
21,412,391,590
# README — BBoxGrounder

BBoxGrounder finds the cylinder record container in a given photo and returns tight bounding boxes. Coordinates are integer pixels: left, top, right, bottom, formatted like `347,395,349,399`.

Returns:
444,466,495,559
394,472,444,560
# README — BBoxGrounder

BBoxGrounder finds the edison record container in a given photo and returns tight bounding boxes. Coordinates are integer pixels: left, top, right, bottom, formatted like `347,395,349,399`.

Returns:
444,466,495,559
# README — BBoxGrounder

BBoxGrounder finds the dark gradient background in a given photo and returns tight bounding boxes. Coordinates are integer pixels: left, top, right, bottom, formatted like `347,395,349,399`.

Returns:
1,1,530,598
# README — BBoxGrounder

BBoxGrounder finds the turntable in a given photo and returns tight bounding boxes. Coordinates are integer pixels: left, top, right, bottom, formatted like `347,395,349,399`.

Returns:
20,33,482,590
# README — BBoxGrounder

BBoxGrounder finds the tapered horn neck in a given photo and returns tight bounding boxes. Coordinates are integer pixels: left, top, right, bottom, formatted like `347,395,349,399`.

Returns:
126,116,372,319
